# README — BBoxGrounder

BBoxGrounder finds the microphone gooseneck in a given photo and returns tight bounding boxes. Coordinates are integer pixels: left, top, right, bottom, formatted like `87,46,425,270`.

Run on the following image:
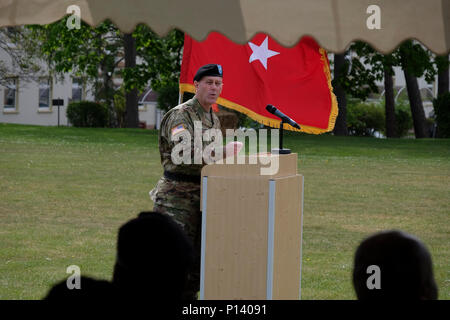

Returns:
265,104,297,154
265,105,301,129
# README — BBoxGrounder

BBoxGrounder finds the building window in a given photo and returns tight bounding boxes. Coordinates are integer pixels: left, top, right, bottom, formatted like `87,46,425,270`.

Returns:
72,78,83,102
39,77,51,109
4,77,18,110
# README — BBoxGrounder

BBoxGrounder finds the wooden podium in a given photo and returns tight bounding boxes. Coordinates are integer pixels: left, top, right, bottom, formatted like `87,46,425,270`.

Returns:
200,153,304,300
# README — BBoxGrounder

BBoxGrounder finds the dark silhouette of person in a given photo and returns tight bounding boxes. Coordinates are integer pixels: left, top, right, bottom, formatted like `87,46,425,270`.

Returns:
44,276,116,300
352,230,438,300
112,211,194,303
44,210,193,315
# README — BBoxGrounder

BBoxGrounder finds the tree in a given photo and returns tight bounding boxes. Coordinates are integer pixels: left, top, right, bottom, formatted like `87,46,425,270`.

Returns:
398,40,437,138
433,54,450,138
341,42,399,137
0,26,42,86
384,65,397,138
125,26,184,112
341,40,438,139
29,19,185,127
435,54,449,98
433,92,450,138
123,32,139,128
333,43,392,137
332,53,349,136
29,19,124,127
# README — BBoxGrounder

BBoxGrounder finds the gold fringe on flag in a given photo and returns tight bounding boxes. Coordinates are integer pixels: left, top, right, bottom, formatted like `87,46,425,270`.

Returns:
319,48,339,134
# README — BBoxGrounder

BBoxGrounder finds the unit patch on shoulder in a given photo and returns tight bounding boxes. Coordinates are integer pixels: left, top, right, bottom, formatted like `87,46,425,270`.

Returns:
171,124,186,136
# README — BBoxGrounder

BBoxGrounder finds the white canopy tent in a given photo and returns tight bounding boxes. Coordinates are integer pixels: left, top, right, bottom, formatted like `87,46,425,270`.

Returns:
0,0,449,54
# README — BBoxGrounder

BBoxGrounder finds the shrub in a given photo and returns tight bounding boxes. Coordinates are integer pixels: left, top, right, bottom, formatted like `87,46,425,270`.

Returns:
347,101,385,136
157,82,180,112
433,92,450,138
66,101,108,127
235,111,262,130
392,98,413,138
346,98,413,138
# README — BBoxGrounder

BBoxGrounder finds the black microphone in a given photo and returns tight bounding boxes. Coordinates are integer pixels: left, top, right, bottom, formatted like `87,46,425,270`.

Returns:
266,104,301,129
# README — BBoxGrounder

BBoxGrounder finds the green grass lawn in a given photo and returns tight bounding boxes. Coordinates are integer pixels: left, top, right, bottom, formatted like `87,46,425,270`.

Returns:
0,123,449,300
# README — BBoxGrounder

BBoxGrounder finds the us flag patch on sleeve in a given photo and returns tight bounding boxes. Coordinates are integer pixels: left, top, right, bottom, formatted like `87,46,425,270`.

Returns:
171,124,186,136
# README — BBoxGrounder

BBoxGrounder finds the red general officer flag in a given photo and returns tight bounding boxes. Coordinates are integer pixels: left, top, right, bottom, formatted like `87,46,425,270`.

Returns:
180,32,338,134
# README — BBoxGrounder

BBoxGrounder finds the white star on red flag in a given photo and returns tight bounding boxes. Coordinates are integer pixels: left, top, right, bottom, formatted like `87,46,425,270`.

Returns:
248,36,280,70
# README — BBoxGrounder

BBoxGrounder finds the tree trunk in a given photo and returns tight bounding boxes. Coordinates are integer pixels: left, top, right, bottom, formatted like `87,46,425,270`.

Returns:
333,53,348,136
404,69,427,138
102,67,117,128
437,54,449,98
384,66,397,138
124,33,139,128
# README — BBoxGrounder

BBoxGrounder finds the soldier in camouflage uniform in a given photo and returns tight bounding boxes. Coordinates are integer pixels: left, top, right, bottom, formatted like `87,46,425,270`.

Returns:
150,64,235,300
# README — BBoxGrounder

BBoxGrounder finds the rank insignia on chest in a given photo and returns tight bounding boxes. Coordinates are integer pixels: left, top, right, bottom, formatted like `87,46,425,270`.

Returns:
171,124,186,136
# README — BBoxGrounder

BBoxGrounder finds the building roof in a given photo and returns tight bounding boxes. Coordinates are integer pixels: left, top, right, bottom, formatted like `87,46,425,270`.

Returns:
138,87,159,103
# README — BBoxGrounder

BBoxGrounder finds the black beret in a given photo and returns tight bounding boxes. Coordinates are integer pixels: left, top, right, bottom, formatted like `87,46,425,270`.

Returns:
193,64,223,82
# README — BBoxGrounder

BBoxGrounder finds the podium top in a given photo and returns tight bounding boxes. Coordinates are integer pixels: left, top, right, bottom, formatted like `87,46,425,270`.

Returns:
201,153,298,179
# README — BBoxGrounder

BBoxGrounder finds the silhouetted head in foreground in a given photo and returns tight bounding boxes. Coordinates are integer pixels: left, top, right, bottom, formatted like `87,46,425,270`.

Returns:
112,211,194,302
353,230,438,300
44,276,116,300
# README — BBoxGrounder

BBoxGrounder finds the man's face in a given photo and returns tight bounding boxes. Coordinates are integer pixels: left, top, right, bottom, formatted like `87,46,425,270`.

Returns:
194,76,223,108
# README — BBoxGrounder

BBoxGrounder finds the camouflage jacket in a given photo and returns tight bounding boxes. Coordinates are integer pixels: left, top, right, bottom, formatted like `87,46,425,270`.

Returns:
150,97,221,211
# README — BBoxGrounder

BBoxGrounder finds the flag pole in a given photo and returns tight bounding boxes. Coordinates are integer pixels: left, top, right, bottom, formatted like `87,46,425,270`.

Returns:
280,121,284,150
178,90,184,105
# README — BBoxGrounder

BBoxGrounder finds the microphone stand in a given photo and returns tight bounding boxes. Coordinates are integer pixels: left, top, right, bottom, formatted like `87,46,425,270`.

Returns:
272,119,291,155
